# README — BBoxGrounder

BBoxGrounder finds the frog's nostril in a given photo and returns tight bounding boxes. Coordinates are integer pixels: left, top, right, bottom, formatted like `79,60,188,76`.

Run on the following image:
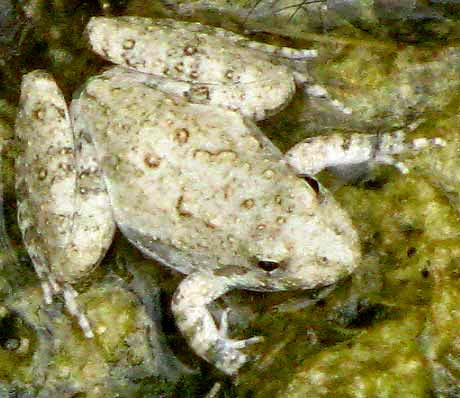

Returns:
257,260,279,272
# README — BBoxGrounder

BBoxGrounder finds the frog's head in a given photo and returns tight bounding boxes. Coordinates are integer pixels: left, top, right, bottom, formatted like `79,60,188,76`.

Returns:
244,180,361,291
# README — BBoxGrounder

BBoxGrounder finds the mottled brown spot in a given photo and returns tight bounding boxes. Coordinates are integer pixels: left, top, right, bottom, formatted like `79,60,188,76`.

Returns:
144,153,161,169
319,256,329,265
257,224,266,230
122,38,135,50
60,147,73,155
124,56,146,69
224,70,234,80
204,221,217,229
341,135,353,151
216,150,237,161
37,167,47,180
192,149,237,163
33,107,45,121
174,128,189,144
263,169,274,179
78,170,90,179
275,195,282,205
51,104,66,119
183,45,197,55
332,225,343,236
176,195,192,217
162,66,170,76
277,216,286,224
186,85,210,101
224,184,233,199
58,162,73,172
174,62,184,73
189,70,199,79
241,199,254,209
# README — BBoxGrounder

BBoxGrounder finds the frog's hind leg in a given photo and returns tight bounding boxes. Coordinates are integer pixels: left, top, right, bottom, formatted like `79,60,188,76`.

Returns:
202,23,318,59
284,128,446,176
231,37,317,59
15,70,115,338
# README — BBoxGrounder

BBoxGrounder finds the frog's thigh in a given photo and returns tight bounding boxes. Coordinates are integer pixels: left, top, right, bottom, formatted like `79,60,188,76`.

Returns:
284,131,445,176
171,270,261,375
98,67,276,121
69,99,116,281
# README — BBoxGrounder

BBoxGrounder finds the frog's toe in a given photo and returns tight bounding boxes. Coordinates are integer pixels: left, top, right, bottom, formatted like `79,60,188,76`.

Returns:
214,308,264,374
217,307,230,336
214,334,264,374
38,278,94,338
231,336,264,349
62,284,94,338
218,308,264,347
40,280,54,304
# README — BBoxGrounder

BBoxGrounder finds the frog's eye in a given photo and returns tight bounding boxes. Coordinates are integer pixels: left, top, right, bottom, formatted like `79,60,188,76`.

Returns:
301,175,320,196
257,260,280,272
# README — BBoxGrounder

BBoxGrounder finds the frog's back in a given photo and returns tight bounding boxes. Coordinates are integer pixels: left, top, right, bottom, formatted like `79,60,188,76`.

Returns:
72,75,321,276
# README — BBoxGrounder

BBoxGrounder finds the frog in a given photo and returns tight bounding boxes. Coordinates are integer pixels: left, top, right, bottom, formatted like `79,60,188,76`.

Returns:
14,16,445,375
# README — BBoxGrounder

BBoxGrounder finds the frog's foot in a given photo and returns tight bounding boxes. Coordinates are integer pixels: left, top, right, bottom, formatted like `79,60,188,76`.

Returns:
374,131,446,174
293,72,353,115
214,308,263,374
41,276,94,338
62,284,94,338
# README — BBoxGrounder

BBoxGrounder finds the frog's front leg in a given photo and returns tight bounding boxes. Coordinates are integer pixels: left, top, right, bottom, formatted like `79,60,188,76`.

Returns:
285,130,446,176
171,271,262,375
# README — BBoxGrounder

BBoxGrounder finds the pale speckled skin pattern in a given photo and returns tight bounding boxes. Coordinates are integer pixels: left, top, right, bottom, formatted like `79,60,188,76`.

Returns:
16,16,442,375
71,71,360,373
85,16,314,121
15,71,115,337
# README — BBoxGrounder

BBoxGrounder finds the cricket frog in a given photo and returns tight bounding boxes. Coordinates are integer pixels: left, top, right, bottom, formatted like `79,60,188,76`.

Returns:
14,16,444,375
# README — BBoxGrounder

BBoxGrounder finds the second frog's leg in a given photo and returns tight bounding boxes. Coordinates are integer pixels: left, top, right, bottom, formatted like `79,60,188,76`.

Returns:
211,26,318,59
284,130,446,176
292,71,353,115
